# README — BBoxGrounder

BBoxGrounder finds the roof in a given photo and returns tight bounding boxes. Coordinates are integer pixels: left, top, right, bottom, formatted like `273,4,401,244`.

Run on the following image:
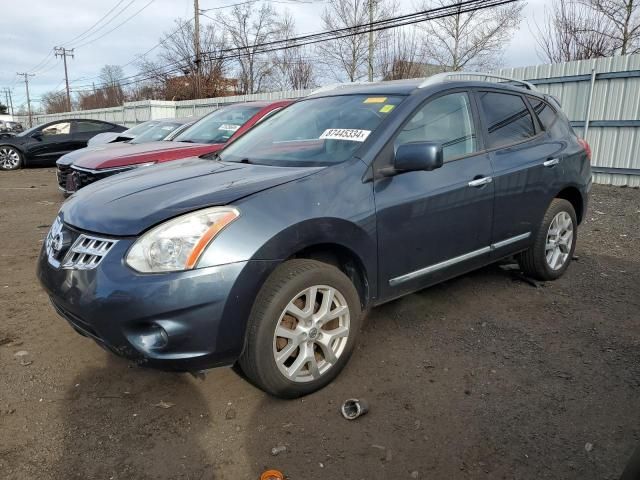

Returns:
308,73,544,99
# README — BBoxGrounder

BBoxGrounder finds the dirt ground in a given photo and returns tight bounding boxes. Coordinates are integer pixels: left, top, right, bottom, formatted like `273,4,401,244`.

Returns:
1,168,639,480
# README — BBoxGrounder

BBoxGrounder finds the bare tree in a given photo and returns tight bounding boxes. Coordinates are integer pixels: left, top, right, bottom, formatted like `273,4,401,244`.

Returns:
269,12,316,90
221,3,280,94
133,19,230,100
533,0,615,62
41,91,70,114
417,0,524,71
378,26,430,80
316,0,392,82
100,65,126,106
577,0,640,55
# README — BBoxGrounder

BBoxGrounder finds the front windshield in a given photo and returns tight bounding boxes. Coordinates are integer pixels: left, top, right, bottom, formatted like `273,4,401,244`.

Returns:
173,105,262,144
219,94,405,167
129,122,182,144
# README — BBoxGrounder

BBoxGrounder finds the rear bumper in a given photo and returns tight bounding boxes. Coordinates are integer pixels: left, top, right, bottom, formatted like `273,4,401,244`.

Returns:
37,237,277,372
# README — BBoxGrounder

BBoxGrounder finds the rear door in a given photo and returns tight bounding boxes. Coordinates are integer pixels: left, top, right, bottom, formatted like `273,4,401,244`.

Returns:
475,90,564,258
26,121,74,162
72,120,116,149
374,90,494,300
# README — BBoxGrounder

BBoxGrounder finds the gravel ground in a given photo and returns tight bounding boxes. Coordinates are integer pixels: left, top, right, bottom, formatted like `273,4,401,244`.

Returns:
1,168,639,480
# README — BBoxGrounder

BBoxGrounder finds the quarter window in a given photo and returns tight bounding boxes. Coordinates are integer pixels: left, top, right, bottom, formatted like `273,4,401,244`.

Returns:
528,97,570,139
395,92,478,162
479,92,536,148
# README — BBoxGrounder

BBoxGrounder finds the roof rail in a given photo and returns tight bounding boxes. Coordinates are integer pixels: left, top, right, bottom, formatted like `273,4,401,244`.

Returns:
418,72,537,91
309,81,373,96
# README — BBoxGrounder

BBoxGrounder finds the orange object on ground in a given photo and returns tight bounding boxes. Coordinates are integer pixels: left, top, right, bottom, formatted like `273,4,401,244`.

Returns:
260,470,284,480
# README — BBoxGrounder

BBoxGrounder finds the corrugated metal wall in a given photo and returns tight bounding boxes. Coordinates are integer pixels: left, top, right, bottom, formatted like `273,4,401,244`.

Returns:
500,54,640,187
17,54,640,186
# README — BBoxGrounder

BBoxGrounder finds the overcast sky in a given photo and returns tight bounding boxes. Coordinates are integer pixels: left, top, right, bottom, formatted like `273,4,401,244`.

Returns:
0,0,551,110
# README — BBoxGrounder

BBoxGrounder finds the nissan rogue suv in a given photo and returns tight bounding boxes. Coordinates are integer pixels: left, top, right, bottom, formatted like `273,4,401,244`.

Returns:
38,74,591,398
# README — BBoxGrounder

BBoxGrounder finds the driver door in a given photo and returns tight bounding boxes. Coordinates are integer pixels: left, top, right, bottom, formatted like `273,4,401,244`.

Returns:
26,121,74,162
374,90,495,300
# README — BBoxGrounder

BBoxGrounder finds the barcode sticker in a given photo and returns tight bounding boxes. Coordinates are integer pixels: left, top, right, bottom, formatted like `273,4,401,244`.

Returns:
319,129,371,142
218,124,241,132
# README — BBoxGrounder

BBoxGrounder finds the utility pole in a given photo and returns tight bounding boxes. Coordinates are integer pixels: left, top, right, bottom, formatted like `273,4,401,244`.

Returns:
2,88,14,116
368,0,374,82
54,46,74,112
16,73,34,127
194,0,202,99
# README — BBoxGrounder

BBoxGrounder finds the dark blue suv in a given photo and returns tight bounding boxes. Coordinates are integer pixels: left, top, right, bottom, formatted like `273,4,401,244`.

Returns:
37,74,592,398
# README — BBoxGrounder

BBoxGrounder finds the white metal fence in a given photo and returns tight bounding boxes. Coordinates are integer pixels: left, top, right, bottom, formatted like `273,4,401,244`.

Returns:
16,55,640,187
500,54,640,187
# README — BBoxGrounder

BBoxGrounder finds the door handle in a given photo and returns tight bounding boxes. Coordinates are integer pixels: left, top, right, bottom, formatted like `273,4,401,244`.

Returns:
468,176,493,187
543,158,560,167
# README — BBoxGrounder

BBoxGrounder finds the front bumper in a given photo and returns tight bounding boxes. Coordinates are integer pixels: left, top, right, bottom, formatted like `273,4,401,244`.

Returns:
37,233,277,371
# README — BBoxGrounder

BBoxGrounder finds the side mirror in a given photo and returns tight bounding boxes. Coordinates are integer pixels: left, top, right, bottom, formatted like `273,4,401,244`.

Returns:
393,142,444,173
31,132,43,140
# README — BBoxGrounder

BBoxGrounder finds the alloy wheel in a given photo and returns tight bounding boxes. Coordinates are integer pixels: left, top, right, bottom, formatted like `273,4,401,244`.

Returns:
272,285,350,383
545,211,574,270
0,147,20,169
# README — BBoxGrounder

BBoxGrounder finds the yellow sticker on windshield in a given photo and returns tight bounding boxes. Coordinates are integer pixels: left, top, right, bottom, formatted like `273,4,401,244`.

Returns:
363,97,387,104
380,104,395,113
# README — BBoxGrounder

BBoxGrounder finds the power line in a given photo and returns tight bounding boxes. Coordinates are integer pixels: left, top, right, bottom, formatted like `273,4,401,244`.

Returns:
16,73,35,127
73,0,157,49
60,0,129,47
54,47,75,111
65,0,519,94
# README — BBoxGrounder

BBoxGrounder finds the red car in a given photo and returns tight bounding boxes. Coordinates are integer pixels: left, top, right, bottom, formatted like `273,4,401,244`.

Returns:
60,100,292,194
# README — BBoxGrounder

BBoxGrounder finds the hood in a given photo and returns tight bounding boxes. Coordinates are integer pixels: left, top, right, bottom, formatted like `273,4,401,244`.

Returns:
72,141,223,170
61,157,323,236
57,142,135,167
87,131,122,147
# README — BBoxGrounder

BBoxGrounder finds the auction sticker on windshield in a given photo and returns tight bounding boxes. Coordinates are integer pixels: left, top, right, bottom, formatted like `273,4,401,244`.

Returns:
218,124,241,132
319,129,371,142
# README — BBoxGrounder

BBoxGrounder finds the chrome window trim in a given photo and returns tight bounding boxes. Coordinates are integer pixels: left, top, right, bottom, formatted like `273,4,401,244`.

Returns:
389,232,531,286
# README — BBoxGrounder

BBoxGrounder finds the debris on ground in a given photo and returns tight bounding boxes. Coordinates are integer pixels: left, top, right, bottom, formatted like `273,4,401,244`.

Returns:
152,401,174,409
271,445,287,456
260,470,284,480
585,442,594,452
225,408,237,420
341,398,369,420
13,350,32,366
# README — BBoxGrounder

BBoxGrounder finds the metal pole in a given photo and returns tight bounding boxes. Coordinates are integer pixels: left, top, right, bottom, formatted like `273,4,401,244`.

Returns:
7,88,14,116
55,47,74,112
194,0,201,99
17,73,34,127
583,67,596,139
368,0,374,82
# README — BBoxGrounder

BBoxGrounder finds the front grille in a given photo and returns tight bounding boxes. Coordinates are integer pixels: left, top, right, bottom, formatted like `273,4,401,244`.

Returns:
57,164,72,190
70,166,132,192
45,216,117,270
61,234,117,270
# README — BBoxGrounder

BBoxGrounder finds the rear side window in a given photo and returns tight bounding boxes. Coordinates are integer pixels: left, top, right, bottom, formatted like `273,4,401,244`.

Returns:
395,92,478,162
528,97,570,139
478,92,536,148
76,121,111,133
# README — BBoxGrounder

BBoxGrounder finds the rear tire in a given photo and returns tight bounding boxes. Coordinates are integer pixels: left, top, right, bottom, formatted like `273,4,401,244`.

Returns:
239,259,361,398
517,198,577,281
0,146,22,170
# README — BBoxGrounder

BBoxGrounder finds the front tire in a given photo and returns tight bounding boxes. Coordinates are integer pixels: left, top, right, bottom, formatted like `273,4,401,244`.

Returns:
239,259,361,398
0,146,22,170
517,198,577,281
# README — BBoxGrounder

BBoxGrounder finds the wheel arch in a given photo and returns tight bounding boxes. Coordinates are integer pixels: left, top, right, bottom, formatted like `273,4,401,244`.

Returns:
554,186,584,224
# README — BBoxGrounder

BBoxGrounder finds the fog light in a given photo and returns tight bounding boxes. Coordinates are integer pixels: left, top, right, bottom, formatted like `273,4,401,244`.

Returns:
137,325,169,350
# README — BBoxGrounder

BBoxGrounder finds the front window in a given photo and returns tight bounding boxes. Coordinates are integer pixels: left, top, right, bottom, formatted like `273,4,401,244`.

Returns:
219,95,405,167
173,105,262,145
42,122,71,136
130,122,183,144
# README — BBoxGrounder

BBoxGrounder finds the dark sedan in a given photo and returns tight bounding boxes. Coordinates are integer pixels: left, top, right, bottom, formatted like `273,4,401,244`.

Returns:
0,119,126,170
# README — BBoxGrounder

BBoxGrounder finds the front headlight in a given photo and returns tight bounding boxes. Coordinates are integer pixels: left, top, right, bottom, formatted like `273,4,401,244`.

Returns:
126,206,239,273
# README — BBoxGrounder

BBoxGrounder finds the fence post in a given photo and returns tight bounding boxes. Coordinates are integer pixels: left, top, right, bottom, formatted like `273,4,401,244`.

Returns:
583,67,597,139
